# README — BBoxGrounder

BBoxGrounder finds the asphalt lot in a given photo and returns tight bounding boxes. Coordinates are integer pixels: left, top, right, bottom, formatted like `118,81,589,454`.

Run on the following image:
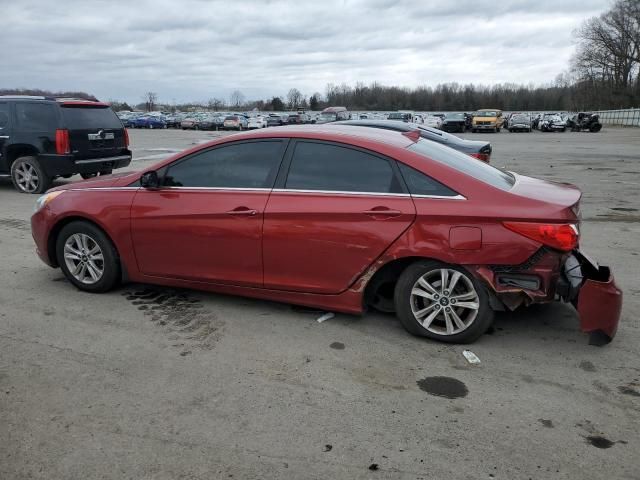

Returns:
1,127,639,479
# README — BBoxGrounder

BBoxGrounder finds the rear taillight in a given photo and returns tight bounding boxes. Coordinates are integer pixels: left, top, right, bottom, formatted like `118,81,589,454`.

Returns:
503,222,579,252
55,129,70,155
124,128,130,148
470,152,490,163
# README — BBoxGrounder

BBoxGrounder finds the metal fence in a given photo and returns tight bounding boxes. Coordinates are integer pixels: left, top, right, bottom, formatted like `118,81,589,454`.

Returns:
594,108,640,127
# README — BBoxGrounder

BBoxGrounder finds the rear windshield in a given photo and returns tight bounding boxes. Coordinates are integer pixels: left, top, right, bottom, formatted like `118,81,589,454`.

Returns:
61,106,122,129
408,139,515,191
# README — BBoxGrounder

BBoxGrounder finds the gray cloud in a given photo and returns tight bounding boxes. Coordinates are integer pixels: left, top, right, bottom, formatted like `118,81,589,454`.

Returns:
0,0,609,104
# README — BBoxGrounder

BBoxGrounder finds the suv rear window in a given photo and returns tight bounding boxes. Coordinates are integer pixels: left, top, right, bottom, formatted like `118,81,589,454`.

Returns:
408,139,514,191
61,106,122,129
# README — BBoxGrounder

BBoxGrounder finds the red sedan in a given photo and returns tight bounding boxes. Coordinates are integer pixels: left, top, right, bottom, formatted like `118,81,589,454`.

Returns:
30,125,622,344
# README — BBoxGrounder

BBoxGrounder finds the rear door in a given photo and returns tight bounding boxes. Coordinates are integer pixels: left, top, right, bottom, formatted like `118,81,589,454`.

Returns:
0,102,11,173
262,140,416,294
60,105,126,160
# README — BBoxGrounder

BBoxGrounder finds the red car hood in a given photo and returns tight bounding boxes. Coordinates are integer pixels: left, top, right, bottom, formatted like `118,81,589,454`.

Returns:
48,171,139,192
510,173,582,209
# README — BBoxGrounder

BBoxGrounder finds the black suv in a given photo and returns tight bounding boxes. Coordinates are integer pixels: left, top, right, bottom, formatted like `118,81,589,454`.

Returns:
0,96,131,193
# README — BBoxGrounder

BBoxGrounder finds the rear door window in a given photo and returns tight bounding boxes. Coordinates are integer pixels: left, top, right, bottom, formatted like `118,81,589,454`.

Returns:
0,103,10,132
61,106,122,129
285,141,401,193
15,103,58,131
164,140,285,188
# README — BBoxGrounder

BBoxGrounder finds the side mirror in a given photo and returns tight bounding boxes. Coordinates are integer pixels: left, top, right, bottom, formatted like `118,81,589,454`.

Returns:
140,170,160,189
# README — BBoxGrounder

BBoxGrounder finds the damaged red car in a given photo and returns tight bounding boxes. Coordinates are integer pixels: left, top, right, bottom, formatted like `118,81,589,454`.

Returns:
30,125,622,344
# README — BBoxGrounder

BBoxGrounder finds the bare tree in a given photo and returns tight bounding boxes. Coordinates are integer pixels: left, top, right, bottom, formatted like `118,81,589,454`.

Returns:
287,88,303,110
208,98,224,111
230,90,245,108
144,92,158,112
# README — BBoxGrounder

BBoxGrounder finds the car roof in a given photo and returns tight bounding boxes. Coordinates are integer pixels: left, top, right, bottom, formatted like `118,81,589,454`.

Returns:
174,124,416,158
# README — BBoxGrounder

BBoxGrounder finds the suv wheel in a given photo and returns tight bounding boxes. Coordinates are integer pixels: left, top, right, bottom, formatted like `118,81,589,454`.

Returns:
56,221,120,293
394,261,493,344
11,156,51,194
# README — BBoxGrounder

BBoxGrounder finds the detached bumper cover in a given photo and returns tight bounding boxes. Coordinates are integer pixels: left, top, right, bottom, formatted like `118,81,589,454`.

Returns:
576,265,622,340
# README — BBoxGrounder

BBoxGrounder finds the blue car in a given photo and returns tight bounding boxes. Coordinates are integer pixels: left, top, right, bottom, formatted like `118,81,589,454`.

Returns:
129,116,167,129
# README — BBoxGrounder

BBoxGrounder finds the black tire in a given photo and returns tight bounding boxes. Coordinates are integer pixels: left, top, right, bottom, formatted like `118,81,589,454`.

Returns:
394,260,493,344
471,128,476,133
56,221,120,293
10,156,51,194
590,124,602,132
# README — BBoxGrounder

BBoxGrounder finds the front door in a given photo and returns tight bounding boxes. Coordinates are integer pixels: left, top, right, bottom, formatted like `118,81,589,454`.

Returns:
263,140,416,294
131,139,287,287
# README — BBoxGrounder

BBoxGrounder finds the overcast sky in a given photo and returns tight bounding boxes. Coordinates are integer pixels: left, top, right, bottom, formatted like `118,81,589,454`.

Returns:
0,0,609,104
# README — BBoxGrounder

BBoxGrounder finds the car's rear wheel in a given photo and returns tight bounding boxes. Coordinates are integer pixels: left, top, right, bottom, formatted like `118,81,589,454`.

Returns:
56,221,120,293
11,156,51,194
394,261,493,343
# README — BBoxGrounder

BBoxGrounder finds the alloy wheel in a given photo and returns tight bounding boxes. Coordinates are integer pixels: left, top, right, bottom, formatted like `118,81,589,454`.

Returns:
14,162,40,193
63,233,105,285
410,268,480,336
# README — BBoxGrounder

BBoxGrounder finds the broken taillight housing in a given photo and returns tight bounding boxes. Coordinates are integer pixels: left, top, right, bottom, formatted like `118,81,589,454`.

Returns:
503,222,579,252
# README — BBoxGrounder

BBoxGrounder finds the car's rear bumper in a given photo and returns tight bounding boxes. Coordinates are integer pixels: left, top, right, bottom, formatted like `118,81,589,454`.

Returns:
571,254,622,343
474,249,622,343
473,124,496,130
38,152,132,177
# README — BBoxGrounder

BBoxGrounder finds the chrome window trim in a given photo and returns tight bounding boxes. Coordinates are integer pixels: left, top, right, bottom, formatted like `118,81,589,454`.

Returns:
161,186,272,192
411,194,466,200
272,188,410,197
64,186,466,200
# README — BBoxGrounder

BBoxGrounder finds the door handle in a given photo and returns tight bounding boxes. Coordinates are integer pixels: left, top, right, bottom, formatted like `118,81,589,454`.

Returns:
226,207,257,216
363,207,402,218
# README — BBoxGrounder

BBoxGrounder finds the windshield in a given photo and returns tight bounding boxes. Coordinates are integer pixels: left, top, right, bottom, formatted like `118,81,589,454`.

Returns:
512,115,529,122
388,113,406,120
408,139,515,191
474,111,497,117
445,113,464,120
61,106,122,129
320,112,337,120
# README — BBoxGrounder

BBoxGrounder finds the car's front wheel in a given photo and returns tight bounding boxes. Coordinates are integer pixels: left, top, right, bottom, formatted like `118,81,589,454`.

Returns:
56,221,120,293
394,261,493,343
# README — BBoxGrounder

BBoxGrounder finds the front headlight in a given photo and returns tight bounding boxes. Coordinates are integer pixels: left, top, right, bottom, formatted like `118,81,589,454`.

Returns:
34,191,64,212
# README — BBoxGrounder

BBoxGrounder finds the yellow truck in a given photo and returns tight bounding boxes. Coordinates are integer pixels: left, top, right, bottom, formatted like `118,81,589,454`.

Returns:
471,109,504,133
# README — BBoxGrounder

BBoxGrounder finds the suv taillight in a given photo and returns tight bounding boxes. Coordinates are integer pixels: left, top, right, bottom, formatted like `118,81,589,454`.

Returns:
503,222,579,252
124,128,130,148
55,129,70,155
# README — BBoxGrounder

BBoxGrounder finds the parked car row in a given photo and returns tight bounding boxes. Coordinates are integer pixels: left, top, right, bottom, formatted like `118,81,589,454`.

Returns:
116,108,603,134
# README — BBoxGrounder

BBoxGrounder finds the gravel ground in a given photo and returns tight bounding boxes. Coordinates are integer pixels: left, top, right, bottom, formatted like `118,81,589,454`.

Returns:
1,127,638,479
